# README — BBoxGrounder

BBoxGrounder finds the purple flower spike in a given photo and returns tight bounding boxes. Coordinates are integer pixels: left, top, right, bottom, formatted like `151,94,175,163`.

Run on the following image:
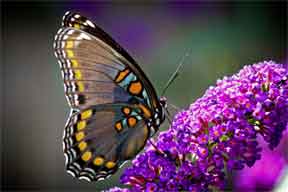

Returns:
108,61,288,192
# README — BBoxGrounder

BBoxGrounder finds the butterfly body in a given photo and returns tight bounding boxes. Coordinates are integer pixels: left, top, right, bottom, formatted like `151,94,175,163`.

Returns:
54,12,166,181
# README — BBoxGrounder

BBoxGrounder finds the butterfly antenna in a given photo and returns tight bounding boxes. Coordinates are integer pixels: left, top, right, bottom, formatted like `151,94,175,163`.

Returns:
161,50,191,96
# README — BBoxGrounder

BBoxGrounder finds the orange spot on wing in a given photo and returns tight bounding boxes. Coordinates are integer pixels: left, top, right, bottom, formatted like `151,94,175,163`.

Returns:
78,141,87,151
81,151,92,161
75,131,85,141
81,109,92,119
129,81,142,95
66,41,73,49
138,104,151,118
66,50,74,58
77,121,86,130
122,107,131,115
115,69,130,83
77,82,85,92
115,121,123,132
74,70,82,80
71,59,79,67
105,161,116,169
127,117,137,127
93,156,104,166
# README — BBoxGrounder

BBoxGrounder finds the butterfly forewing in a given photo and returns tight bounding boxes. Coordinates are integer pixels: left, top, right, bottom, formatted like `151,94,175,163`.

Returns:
55,13,159,110
54,28,132,110
54,11,164,182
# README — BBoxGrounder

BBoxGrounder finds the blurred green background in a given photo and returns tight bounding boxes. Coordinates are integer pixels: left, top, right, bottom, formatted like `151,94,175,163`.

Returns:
2,1,286,191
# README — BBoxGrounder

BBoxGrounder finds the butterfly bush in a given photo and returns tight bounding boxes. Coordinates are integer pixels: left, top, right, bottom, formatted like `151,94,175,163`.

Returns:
109,61,288,191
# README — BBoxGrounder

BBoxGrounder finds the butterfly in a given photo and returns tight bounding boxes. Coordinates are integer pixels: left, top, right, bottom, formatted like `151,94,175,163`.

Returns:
53,11,167,182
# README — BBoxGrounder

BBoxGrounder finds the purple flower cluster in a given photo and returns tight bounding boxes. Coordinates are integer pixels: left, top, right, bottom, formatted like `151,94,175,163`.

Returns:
111,61,288,191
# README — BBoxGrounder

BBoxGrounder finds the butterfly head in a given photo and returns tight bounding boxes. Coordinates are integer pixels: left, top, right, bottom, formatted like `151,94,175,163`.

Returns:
159,96,167,109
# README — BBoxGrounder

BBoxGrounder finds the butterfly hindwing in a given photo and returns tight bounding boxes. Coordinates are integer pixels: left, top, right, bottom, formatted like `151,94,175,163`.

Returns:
63,104,150,181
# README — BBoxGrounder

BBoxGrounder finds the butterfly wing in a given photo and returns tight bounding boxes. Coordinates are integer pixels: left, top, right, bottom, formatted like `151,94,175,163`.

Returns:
54,12,164,181
54,11,161,111
63,104,150,181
